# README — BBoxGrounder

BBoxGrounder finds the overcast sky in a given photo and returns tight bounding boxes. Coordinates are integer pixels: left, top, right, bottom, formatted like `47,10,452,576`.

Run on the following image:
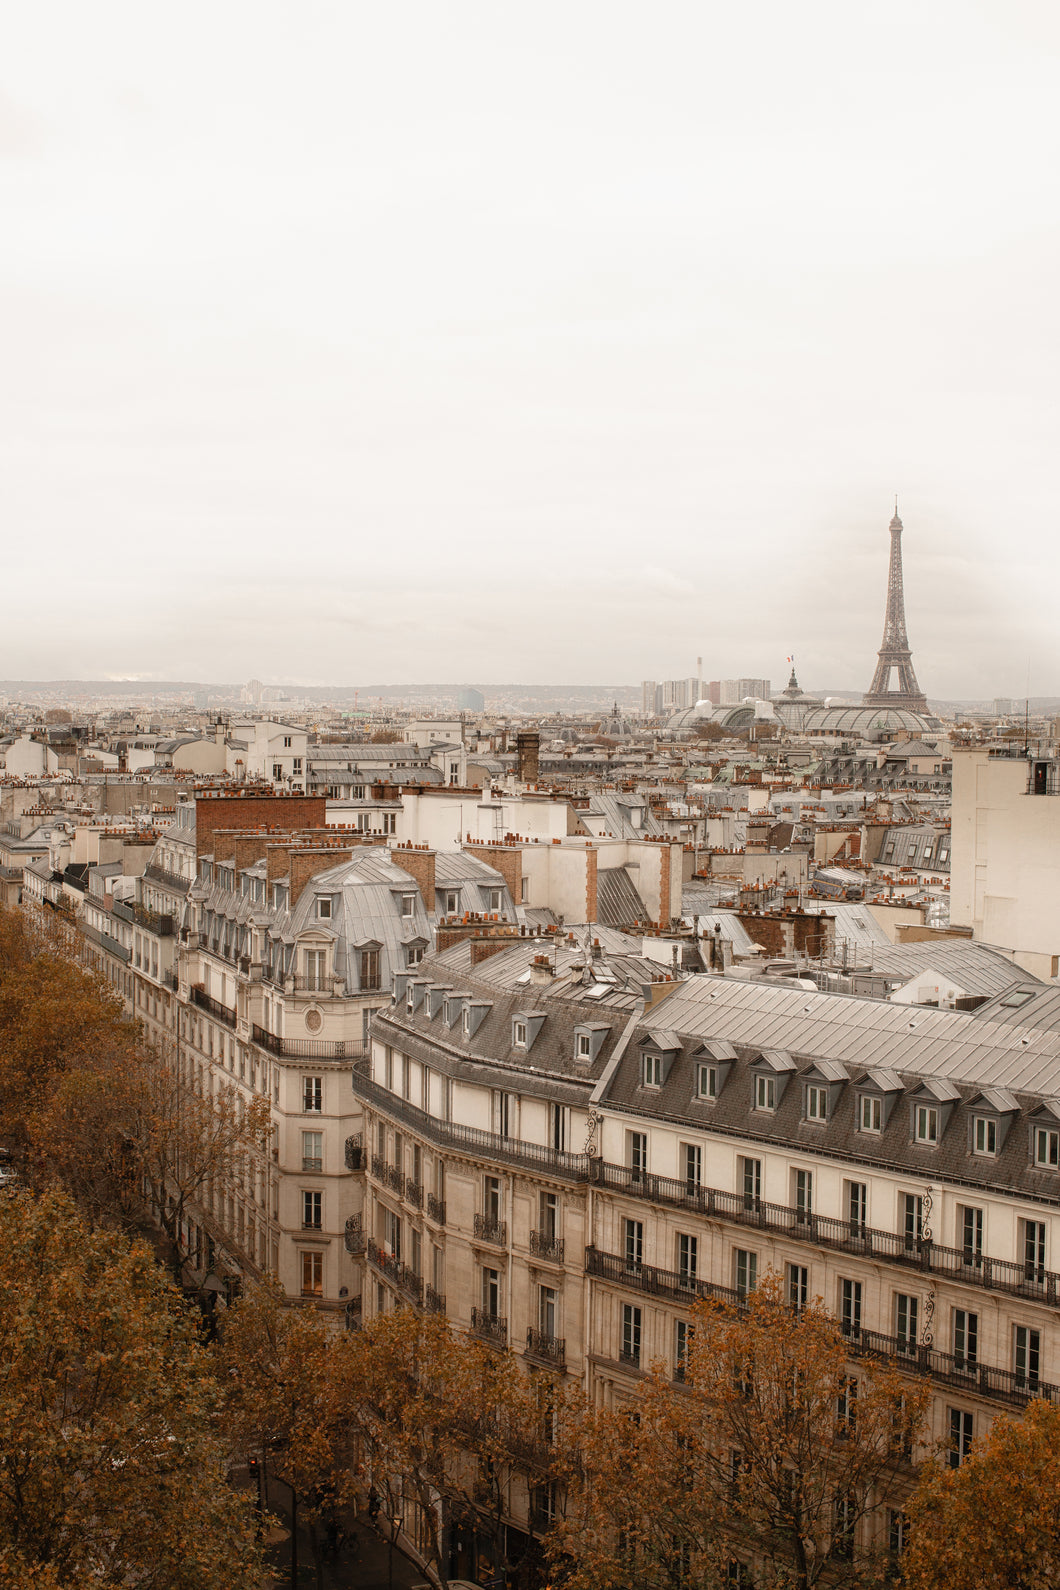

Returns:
2,2,1058,697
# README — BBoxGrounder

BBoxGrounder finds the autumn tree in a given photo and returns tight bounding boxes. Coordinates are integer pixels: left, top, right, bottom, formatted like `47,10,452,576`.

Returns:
0,1189,264,1589
550,1272,928,1590
218,1279,358,1590
348,1307,567,1589
902,1397,1060,1590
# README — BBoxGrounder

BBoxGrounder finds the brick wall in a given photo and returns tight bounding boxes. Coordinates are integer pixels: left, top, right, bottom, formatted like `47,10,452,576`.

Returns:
392,844,436,910
464,843,521,904
194,792,325,857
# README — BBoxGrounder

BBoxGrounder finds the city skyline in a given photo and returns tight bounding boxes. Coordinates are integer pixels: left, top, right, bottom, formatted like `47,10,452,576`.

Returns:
3,3,1059,693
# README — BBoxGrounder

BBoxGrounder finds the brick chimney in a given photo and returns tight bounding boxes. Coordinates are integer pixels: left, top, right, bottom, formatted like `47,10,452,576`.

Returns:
395,845,435,911
516,731,540,783
529,952,554,987
289,847,354,909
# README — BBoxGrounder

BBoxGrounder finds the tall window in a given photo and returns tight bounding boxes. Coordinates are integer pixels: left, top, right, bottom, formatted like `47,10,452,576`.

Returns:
1015,1325,1041,1389
302,1190,322,1229
948,1408,973,1468
678,1233,698,1288
482,1267,501,1319
675,1319,692,1378
539,1191,559,1244
539,1285,558,1338
303,1076,323,1113
740,1156,762,1208
484,1176,502,1224
622,1304,642,1366
492,1091,510,1139
300,1251,323,1297
301,1130,322,1173
624,1218,644,1272
895,1294,918,1352
794,1169,813,1219
683,1143,702,1194
960,1204,984,1265
840,1279,862,1338
902,1193,924,1249
360,949,380,990
384,1208,401,1258
787,1264,808,1310
734,1249,757,1299
550,1103,568,1153
304,949,326,992
629,1131,648,1178
953,1309,978,1370
847,1181,867,1233
1022,1219,1046,1282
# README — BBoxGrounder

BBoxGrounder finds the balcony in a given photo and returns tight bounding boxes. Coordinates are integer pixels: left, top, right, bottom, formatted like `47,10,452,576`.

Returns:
249,1025,365,1060
526,1328,566,1369
385,1164,405,1195
133,903,176,936
293,977,334,998
144,862,190,894
474,1214,508,1247
405,1178,423,1209
190,985,237,1030
354,1059,1060,1310
425,1285,446,1314
529,1230,565,1264
470,1308,507,1349
365,1239,422,1306
344,1215,365,1255
586,1246,743,1309
345,1135,363,1171
426,1194,447,1225
851,1327,1060,1411
302,1156,323,1173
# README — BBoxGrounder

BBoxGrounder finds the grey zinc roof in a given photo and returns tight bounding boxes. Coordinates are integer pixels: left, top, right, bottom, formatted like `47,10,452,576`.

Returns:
634,974,1060,1094
596,867,651,929
972,984,1060,1032
867,939,1032,997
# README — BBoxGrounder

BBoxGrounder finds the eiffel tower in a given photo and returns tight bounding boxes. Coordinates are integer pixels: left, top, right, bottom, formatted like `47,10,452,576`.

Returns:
863,505,928,711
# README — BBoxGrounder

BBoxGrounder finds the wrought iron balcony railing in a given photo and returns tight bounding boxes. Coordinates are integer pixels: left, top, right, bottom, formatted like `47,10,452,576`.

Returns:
470,1308,507,1348
426,1194,447,1224
529,1230,565,1264
526,1328,566,1368
190,984,237,1030
474,1214,508,1246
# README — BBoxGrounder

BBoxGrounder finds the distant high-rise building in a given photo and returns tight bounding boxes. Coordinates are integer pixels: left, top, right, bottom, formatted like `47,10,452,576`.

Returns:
992,698,1020,716
705,680,721,705
720,678,770,704
641,681,658,716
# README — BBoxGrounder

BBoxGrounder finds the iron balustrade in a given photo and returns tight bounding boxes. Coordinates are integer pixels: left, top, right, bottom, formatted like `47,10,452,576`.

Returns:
144,863,190,893
385,1164,405,1195
249,1025,366,1060
526,1328,566,1368
470,1308,507,1348
370,1155,387,1180
302,1157,323,1173
345,1215,365,1255
345,1135,363,1171
529,1231,566,1264
426,1194,447,1224
405,1178,423,1209
586,1245,743,1309
474,1214,508,1246
133,903,175,936
425,1285,446,1314
355,1065,1060,1310
111,899,135,924
366,1239,422,1305
190,985,237,1029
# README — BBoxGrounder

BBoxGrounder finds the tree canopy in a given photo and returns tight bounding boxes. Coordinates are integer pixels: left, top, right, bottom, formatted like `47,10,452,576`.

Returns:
0,1189,263,1588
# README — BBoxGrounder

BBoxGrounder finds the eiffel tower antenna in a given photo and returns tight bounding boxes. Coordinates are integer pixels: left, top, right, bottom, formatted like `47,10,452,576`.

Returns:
863,504,928,711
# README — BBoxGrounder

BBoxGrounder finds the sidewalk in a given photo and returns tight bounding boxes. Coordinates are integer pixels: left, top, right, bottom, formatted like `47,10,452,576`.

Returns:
236,1465,430,1590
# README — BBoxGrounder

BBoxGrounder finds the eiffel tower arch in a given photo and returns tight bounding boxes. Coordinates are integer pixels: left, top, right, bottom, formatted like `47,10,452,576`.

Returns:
863,507,928,711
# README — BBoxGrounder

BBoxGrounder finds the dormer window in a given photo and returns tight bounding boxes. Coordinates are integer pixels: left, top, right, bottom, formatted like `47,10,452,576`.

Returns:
915,1105,938,1144
973,1116,997,1157
401,894,416,919
442,890,459,915
859,1094,883,1133
462,1006,471,1037
317,897,332,920
697,1063,718,1100
487,889,503,912
805,1083,828,1122
1035,1127,1060,1168
755,1075,776,1112
642,1051,662,1088
576,1033,591,1059
512,1019,527,1048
